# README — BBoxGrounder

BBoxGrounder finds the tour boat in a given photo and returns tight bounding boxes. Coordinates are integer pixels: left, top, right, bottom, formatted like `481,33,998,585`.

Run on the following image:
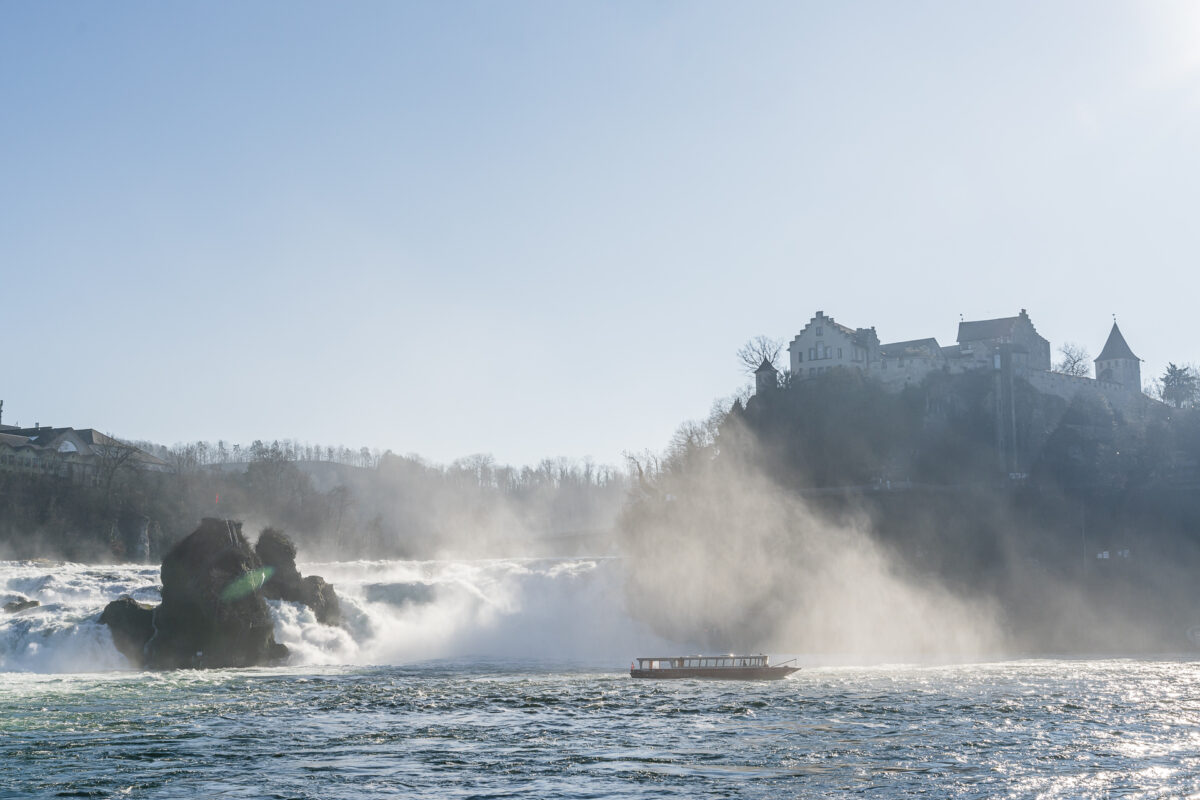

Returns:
629,654,798,680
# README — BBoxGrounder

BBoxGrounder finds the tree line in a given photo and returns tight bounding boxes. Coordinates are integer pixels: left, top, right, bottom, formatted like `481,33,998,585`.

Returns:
0,438,628,563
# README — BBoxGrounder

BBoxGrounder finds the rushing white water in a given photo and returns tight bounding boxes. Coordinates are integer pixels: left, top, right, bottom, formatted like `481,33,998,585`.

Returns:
0,557,676,673
10,560,1200,797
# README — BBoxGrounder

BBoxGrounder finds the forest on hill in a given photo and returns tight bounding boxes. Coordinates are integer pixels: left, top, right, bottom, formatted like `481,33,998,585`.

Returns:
619,367,1200,656
0,441,627,563
6,361,1200,656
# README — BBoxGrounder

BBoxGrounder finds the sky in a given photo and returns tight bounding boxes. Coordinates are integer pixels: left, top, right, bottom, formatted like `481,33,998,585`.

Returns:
2,1,1199,467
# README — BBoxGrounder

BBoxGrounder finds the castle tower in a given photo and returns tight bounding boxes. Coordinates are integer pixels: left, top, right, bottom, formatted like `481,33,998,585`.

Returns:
755,358,779,394
1094,322,1141,390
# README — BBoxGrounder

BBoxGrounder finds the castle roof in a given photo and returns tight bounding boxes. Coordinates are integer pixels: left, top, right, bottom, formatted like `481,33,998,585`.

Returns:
755,358,778,374
827,319,855,336
803,311,856,337
789,312,880,350
880,338,942,358
1095,322,1138,362
957,309,1040,344
958,316,1019,343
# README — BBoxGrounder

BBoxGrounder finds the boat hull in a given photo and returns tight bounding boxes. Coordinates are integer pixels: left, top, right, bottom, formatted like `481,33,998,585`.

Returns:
630,666,798,680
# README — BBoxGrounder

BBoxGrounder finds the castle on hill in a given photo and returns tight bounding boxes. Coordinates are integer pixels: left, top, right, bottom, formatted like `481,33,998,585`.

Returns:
756,309,1148,413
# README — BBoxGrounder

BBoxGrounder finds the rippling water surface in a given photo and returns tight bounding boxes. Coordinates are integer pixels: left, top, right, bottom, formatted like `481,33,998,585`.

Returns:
4,560,1200,797
4,659,1200,799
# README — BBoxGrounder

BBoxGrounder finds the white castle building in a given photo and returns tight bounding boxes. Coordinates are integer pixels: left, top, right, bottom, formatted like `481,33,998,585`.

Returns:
764,309,1146,412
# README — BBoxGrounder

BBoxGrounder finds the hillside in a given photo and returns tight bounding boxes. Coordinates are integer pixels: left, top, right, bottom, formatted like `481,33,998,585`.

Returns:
617,368,1200,656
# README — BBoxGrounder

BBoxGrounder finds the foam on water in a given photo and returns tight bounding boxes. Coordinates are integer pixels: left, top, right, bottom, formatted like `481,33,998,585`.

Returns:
1,561,160,673
0,557,674,673
5,657,1200,798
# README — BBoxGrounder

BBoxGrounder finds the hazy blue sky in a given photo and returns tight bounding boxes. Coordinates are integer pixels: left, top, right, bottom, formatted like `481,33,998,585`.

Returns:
3,2,1198,466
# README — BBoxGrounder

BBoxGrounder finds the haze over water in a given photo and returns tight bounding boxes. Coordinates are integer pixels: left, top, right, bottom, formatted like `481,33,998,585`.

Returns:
3,558,1200,798
6,2,1200,797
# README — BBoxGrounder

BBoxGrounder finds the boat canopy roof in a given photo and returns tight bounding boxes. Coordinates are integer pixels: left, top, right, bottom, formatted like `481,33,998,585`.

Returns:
635,654,769,668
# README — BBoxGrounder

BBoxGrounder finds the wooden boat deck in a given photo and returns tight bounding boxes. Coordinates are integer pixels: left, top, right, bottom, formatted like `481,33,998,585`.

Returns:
630,654,798,680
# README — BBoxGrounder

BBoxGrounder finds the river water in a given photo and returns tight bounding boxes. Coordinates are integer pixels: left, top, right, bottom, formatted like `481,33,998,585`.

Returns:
3,559,1200,798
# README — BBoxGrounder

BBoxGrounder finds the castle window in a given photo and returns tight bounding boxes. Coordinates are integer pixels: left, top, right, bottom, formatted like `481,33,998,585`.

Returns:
809,347,816,360
816,327,823,336
838,348,843,359
797,352,803,363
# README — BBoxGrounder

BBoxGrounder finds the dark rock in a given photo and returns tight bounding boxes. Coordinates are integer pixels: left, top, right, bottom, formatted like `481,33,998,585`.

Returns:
3,597,39,613
300,575,341,626
146,518,287,669
97,518,289,670
99,597,154,666
96,518,347,670
256,528,341,626
256,528,304,598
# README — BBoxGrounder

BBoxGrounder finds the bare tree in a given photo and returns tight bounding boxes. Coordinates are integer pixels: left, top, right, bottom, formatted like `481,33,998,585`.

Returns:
737,335,783,374
1053,342,1091,377
91,433,142,497
168,443,201,475
623,450,661,490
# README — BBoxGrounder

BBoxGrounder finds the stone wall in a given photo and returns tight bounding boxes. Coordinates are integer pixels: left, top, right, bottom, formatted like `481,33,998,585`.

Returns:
1026,369,1152,418
875,358,945,389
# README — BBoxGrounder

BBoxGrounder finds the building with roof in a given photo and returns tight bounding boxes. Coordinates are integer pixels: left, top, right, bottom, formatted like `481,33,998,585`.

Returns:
788,309,1055,388
775,309,1150,412
878,338,947,388
787,311,881,380
754,358,780,394
1094,322,1140,390
951,309,1052,372
0,423,168,483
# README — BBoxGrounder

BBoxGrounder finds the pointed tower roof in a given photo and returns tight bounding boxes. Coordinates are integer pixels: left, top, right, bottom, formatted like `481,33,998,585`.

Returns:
1095,322,1138,362
755,358,778,374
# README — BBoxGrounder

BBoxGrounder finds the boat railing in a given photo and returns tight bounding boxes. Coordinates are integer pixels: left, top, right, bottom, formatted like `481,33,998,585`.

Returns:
635,655,769,669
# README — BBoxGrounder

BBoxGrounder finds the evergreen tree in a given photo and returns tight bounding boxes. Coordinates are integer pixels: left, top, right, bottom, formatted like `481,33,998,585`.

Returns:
1161,363,1197,409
